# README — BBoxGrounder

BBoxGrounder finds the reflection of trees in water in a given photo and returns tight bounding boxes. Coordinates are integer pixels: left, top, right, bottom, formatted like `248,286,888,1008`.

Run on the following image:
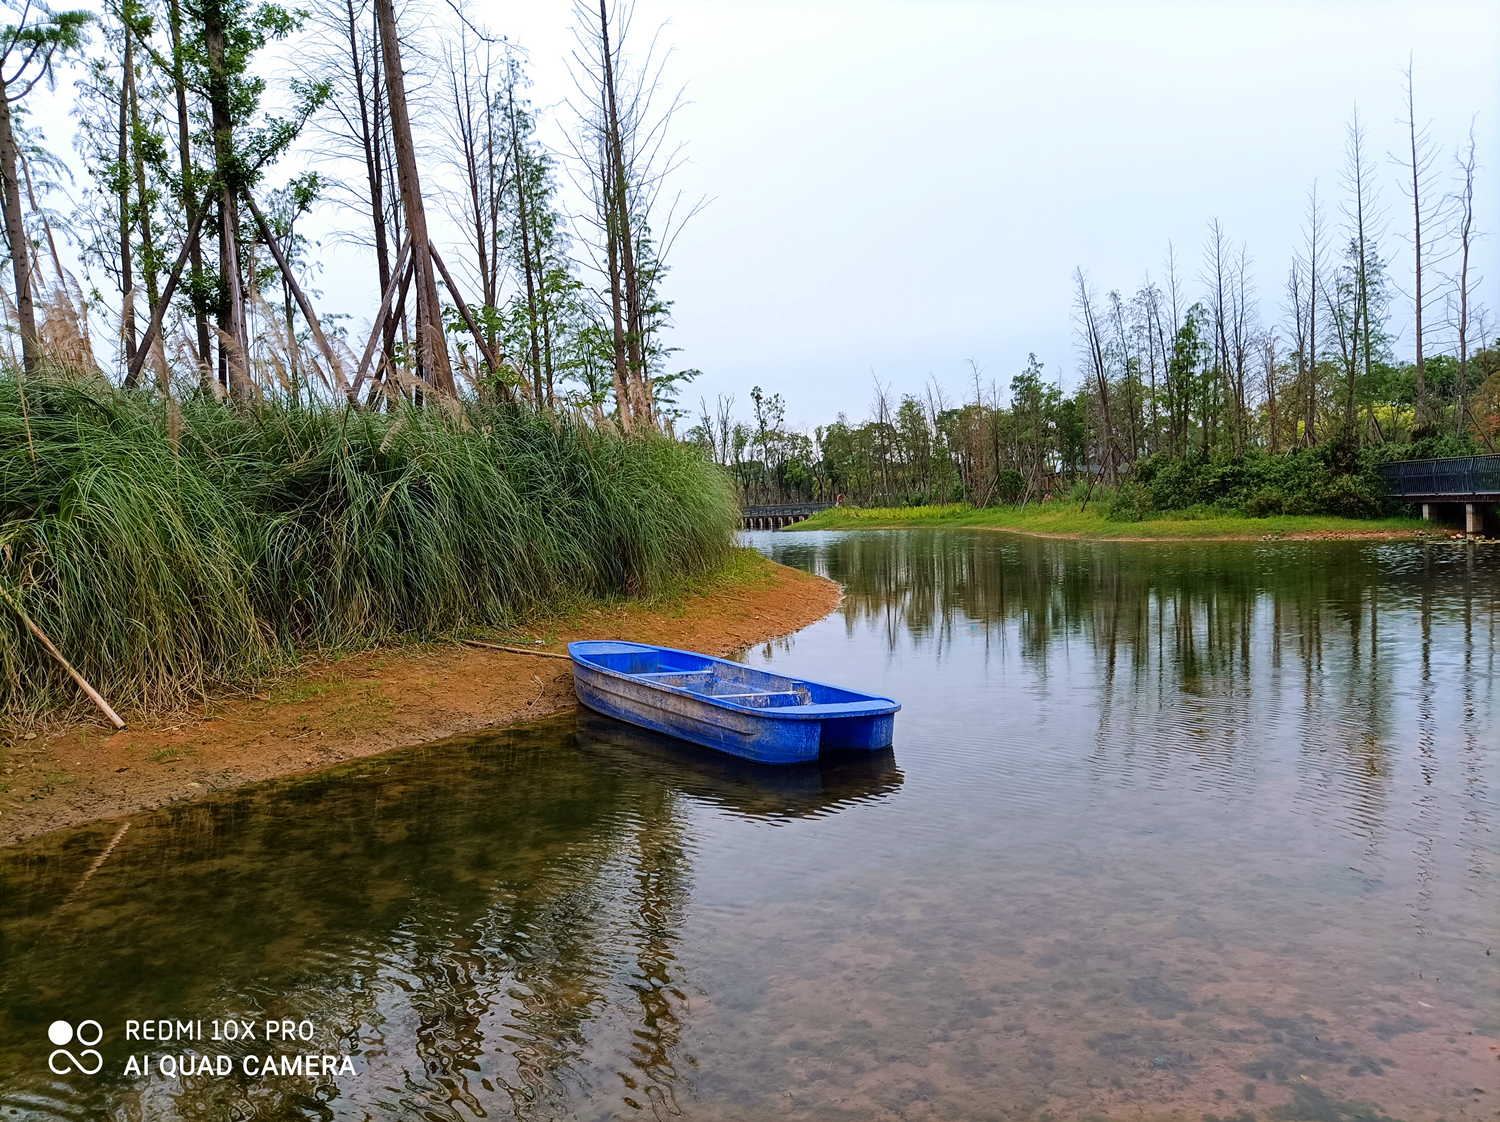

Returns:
616,784,689,1116
817,532,1494,692
1,703,910,1121
809,531,1497,825
0,721,699,1121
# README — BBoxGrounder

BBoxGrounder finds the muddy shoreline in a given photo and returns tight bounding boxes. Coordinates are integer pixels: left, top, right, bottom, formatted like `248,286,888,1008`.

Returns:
0,559,841,848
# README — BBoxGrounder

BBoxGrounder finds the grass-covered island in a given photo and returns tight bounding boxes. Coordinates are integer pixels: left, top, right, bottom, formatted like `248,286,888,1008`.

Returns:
794,503,1429,539
792,447,1451,539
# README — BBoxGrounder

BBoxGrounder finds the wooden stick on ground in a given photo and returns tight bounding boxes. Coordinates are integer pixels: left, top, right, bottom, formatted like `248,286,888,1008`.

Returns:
459,639,573,661
0,587,126,729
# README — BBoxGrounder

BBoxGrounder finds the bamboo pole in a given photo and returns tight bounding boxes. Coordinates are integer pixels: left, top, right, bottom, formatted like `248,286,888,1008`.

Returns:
349,235,412,400
428,244,498,374
459,639,572,661
127,185,216,387
0,587,126,729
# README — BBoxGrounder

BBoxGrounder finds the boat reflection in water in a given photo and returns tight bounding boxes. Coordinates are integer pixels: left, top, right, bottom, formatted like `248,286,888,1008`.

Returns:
0,706,899,1122
573,706,904,821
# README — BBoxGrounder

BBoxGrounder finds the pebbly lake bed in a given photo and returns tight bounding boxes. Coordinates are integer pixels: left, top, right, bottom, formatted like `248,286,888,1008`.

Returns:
0,529,1496,1120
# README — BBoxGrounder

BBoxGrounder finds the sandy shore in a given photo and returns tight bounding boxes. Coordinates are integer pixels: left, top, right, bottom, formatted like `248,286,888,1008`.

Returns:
0,558,841,848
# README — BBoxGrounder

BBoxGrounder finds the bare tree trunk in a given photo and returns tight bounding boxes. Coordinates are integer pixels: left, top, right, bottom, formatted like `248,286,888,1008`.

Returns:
602,154,633,430
0,88,38,372
450,43,489,325
506,67,545,406
1164,243,1185,456
1231,249,1252,454
244,192,350,393
597,0,651,426
1303,184,1322,446
118,34,138,381
348,0,391,309
374,0,455,394
1346,106,1377,442
1207,219,1232,453
429,244,498,373
167,0,212,384
127,43,160,319
128,186,216,385
1455,124,1476,440
1075,269,1117,484
350,234,410,398
204,4,252,396
1262,333,1279,454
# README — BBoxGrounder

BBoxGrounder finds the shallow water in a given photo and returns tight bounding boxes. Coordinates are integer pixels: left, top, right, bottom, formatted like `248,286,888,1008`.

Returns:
1,530,1496,1120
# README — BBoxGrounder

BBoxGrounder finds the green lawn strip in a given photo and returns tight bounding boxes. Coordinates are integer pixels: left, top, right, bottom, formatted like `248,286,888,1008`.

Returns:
792,504,1428,540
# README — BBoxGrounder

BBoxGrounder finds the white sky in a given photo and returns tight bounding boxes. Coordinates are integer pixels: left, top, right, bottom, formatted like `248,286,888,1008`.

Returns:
31,0,1500,429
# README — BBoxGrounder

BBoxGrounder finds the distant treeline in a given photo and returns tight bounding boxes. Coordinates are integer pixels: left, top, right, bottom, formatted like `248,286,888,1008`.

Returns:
691,76,1493,521
691,338,1498,520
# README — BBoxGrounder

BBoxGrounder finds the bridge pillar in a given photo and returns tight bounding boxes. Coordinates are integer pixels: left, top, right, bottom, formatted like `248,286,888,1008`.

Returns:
1421,503,1432,521
1467,503,1481,535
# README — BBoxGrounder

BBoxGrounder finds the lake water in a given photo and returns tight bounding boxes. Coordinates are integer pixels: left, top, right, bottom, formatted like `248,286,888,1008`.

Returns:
1,530,1496,1120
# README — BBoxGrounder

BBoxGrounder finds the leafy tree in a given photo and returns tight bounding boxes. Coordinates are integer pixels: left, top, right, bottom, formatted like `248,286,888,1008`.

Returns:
0,0,90,371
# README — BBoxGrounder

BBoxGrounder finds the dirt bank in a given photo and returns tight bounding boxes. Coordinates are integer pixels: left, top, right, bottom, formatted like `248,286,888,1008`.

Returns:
0,556,840,848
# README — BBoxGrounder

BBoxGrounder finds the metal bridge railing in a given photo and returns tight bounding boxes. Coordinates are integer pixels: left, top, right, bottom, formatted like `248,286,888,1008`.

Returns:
1378,455,1500,498
740,504,833,518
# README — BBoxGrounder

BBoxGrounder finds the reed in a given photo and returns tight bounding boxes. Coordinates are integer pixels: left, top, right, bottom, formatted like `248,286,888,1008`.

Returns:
0,372,738,718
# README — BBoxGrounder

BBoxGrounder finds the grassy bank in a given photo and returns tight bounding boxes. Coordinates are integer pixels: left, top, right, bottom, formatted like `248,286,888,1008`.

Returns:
0,373,738,718
0,548,841,847
793,502,1428,539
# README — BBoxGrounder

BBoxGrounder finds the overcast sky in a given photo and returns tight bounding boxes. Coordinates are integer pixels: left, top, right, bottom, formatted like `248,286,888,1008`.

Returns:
34,1,1500,429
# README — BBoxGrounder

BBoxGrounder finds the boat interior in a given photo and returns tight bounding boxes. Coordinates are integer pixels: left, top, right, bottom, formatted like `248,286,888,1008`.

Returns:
576,643,870,709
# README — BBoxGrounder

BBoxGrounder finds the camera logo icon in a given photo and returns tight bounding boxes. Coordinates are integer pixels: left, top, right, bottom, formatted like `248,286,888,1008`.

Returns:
47,1020,103,1075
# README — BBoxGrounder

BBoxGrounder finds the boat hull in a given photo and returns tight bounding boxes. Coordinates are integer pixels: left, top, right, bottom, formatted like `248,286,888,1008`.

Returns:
568,641,899,765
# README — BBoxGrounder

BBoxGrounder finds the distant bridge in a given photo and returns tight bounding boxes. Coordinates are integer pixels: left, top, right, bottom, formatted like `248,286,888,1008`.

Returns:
1378,455,1500,534
741,504,832,530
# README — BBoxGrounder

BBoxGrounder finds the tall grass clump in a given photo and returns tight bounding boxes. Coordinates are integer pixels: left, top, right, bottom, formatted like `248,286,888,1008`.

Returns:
0,372,738,718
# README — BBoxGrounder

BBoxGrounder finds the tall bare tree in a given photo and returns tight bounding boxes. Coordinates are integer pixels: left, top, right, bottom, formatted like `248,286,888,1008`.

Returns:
1397,59,1440,430
441,28,505,376
1296,183,1325,446
568,0,701,428
373,0,453,393
1074,268,1117,483
165,0,211,379
1341,104,1385,439
1451,121,1479,439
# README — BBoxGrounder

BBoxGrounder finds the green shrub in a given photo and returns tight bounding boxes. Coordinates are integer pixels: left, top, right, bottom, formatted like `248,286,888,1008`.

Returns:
1242,488,1285,517
1105,481,1153,522
1318,474,1386,519
1128,445,1394,519
996,469,1026,505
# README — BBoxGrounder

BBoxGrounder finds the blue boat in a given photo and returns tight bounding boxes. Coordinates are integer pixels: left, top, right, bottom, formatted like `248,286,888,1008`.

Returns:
568,640,901,764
